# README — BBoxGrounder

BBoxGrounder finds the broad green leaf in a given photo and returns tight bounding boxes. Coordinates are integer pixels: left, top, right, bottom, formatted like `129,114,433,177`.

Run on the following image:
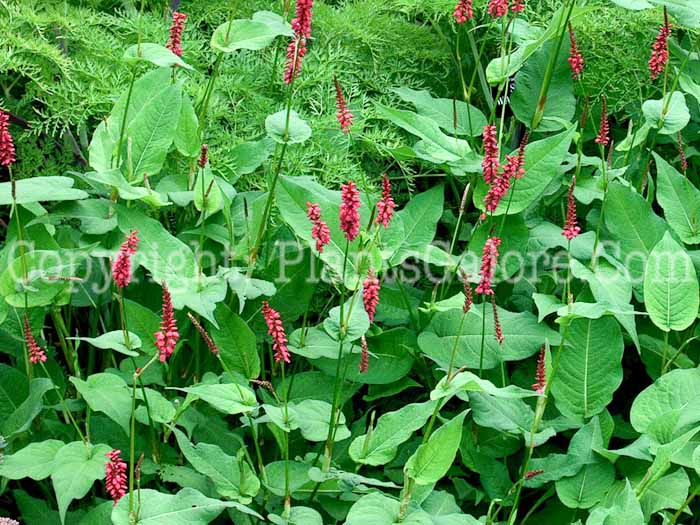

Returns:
654,152,700,244
382,185,444,267
288,326,358,360
307,467,399,489
174,382,257,415
265,110,312,144
405,410,467,485
511,39,575,131
640,468,689,520
173,429,259,502
431,370,537,401
263,399,350,442
469,393,534,436
230,138,275,177
211,11,293,53
324,295,370,342
419,307,560,370
49,199,118,235
643,232,699,332
392,87,487,137
349,400,438,466
0,364,28,421
642,91,689,135
264,460,316,498
175,94,201,158
210,303,260,379
0,177,88,205
473,126,575,215
0,439,64,480
344,493,402,525
586,480,644,525
551,316,624,419
72,331,141,357
604,182,668,283
81,170,170,206
111,487,260,524
556,461,615,509
125,81,182,178
375,102,471,162
123,299,161,358
70,373,131,434
2,378,53,437
631,368,700,442
51,441,111,524
193,165,223,216
268,507,324,525
123,43,192,69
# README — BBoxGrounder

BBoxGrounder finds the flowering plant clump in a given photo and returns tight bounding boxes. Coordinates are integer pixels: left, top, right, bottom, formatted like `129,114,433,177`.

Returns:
1,2,699,524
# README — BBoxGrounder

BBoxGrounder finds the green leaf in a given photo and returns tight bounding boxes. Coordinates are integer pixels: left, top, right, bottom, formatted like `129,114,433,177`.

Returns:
123,43,192,69
643,232,699,332
405,411,467,485
631,368,700,442
640,468,689,520
0,364,28,421
72,331,142,357
473,126,575,215
0,177,88,205
174,382,257,415
654,152,700,244
81,169,170,206
382,185,444,267
604,182,668,283
324,295,370,342
419,307,560,370
586,480,644,525
349,400,438,466
193,165,223,216
263,399,350,442
392,87,487,137
175,94,201,158
210,303,260,379
123,299,162,358
49,199,118,235
211,11,293,53
556,461,615,509
345,493,402,525
375,102,471,162
0,439,64,480
511,39,575,131
432,370,538,401
125,81,182,178
51,441,111,524
2,378,53,437
265,110,312,145
642,91,689,135
173,429,260,502
70,373,131,434
111,487,261,524
551,316,624,419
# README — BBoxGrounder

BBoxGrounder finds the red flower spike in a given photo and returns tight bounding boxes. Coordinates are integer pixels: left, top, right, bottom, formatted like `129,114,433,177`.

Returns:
112,230,139,289
362,269,380,323
0,110,16,167
375,174,396,228
488,0,508,17
492,296,504,344
595,96,609,147
476,237,501,295
568,23,584,80
166,11,188,57
510,0,525,13
484,150,526,213
105,449,127,505
562,176,581,241
262,301,290,364
187,313,219,355
453,0,473,23
155,283,179,363
24,315,47,365
459,269,473,314
678,132,688,172
198,144,208,168
339,181,361,241
306,202,331,253
481,125,500,185
291,0,314,39
284,0,314,84
0,518,20,525
359,335,369,373
284,38,307,85
524,469,545,480
532,345,546,394
649,13,672,81
334,78,353,134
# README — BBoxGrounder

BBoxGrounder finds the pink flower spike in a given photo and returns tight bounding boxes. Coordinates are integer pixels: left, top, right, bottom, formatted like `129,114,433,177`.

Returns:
283,38,307,85
649,12,672,81
492,296,504,344
375,174,396,228
334,77,354,134
24,315,47,365
198,144,208,168
488,0,508,17
532,345,546,394
481,125,500,185
362,269,380,323
595,96,610,147
678,132,688,172
0,110,16,167
459,269,473,314
359,335,369,373
155,283,179,363
339,181,361,241
510,0,525,13
306,202,331,253
453,0,473,23
262,301,290,364
291,0,314,39
187,313,219,355
105,449,127,505
475,237,501,295
0,518,20,525
166,11,188,57
568,23,584,80
562,176,581,241
112,230,139,289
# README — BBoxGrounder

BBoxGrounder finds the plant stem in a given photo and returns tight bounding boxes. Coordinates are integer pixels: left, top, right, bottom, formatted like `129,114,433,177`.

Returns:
40,362,87,445
478,299,487,377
